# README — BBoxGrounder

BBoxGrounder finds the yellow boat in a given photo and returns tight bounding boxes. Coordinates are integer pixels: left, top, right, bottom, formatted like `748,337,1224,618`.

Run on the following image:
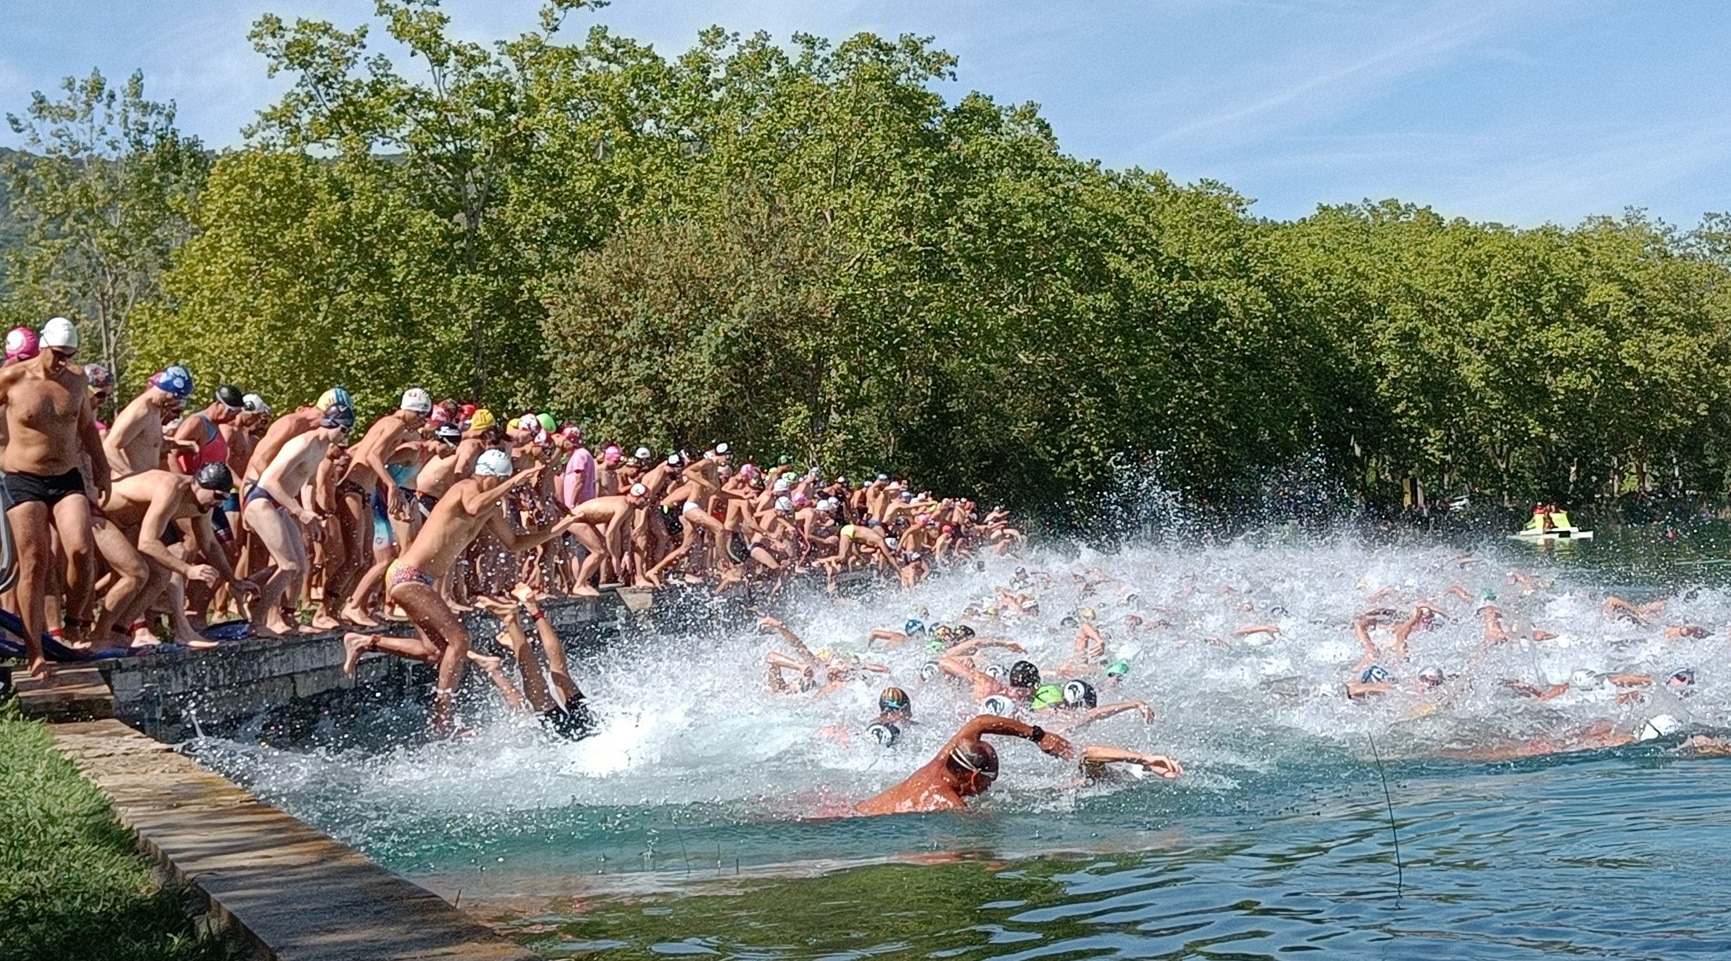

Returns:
1510,506,1593,543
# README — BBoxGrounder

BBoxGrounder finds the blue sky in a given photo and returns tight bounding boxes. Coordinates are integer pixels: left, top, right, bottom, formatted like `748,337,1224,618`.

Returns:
5,0,1729,226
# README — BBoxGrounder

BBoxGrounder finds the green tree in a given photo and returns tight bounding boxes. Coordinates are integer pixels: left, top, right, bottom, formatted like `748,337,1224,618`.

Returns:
1,69,206,382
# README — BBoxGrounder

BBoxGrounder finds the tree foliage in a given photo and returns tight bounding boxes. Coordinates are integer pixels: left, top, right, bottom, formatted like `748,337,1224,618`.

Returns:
2,69,206,383
11,3,1731,520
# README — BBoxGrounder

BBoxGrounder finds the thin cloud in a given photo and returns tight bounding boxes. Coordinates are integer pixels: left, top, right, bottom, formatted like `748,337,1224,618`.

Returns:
1147,1,1527,150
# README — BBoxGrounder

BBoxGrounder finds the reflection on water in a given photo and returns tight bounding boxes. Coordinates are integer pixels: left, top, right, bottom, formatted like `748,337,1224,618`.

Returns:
186,529,1731,959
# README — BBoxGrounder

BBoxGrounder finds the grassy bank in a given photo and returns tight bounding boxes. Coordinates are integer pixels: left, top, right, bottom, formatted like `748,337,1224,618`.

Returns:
0,704,231,961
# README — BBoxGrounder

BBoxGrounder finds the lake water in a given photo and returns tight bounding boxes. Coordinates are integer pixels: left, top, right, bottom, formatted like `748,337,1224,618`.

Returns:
188,526,1731,959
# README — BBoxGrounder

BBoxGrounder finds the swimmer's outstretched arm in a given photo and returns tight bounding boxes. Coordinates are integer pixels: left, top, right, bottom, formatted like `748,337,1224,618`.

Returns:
947,715,1076,760
945,637,1024,658
1079,745,1182,779
760,616,821,663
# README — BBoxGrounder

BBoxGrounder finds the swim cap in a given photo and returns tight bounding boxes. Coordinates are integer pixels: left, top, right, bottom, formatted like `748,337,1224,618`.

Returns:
315,386,352,412
772,478,791,493
428,405,452,427
634,446,651,461
515,413,539,433
242,393,270,416
1668,668,1697,695
904,619,926,636
980,694,1014,717
715,442,730,456
194,461,234,492
1418,666,1445,685
879,687,911,714
537,412,556,434
1359,665,1389,684
603,445,622,463
774,496,793,513
1063,679,1098,708
467,408,496,432
152,366,194,399
83,363,114,392
1639,714,1682,741
948,741,998,780
401,387,433,414
667,452,683,468
1106,660,1130,679
817,498,836,512
4,327,38,362
435,424,462,444
792,492,810,508
215,384,244,410
320,404,355,432
956,625,975,640
628,482,648,498
1031,684,1065,711
925,639,945,654
475,448,512,478
1570,668,1602,689
918,660,942,682
867,722,901,747
40,316,78,352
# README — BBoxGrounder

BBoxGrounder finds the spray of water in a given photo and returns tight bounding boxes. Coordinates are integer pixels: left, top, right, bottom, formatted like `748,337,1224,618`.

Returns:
190,533,1724,854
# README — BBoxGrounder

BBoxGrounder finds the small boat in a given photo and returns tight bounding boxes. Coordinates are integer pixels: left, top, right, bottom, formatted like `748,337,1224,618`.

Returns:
1510,505,1593,543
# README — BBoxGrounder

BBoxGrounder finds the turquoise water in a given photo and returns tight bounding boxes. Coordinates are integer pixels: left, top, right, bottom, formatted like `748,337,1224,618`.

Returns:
189,530,1731,959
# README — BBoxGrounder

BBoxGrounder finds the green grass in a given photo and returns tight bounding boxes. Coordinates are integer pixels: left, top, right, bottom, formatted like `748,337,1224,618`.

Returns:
0,703,233,961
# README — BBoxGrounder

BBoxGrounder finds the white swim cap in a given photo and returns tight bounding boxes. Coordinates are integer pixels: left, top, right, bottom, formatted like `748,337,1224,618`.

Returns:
1639,714,1682,741
475,448,512,478
980,694,1014,717
40,316,78,352
772,478,791,493
774,496,793,512
1570,668,1602,689
242,393,271,415
634,446,651,460
400,387,433,414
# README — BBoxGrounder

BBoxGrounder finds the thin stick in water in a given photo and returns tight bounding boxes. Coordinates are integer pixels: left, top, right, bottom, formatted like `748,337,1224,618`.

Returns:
1367,733,1404,899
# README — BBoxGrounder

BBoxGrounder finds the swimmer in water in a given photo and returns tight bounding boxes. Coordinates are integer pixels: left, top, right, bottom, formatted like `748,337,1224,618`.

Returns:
855,714,1076,815
1030,679,1155,733
940,654,1043,703
762,615,888,695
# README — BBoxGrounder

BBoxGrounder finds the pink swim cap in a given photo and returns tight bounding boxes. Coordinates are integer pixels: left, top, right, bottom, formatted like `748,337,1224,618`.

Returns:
602,445,622,463
5,327,39,363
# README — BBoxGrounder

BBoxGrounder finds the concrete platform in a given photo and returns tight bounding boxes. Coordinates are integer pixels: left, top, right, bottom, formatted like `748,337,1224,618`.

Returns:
52,719,541,961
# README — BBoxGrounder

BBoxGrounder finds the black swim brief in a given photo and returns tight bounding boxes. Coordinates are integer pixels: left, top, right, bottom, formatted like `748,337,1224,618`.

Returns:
4,468,86,508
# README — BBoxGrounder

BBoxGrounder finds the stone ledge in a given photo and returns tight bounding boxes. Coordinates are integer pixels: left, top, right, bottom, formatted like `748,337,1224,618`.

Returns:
52,719,540,961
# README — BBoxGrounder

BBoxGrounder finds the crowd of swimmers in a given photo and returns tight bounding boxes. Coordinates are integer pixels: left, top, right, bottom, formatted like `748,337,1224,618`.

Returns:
6,315,1728,816
0,317,1022,741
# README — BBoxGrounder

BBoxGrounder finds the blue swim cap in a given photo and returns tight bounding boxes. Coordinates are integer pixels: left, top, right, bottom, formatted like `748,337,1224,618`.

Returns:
151,365,194,399
1360,665,1389,684
905,618,926,636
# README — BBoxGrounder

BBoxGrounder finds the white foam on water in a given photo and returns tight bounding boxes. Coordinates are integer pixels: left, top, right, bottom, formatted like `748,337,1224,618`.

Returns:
193,536,1731,827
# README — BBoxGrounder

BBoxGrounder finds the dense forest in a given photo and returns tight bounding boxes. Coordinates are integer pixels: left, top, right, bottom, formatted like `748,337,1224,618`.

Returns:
5,0,1731,525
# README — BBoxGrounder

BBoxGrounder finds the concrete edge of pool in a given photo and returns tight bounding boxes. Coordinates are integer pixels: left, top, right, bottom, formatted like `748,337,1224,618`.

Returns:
10,590,662,960
9,578,861,959
50,717,542,961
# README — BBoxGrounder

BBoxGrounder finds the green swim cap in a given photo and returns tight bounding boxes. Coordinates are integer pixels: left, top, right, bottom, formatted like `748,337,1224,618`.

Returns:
1106,660,1129,678
537,412,557,434
1032,684,1064,710
926,639,946,654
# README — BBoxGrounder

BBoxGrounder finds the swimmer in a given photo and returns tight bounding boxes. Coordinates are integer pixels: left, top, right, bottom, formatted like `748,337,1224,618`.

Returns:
854,714,1075,815
1030,679,1154,733
340,451,577,737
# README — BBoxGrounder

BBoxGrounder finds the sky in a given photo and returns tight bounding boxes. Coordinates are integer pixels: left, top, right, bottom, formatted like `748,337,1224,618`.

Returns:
4,0,1730,227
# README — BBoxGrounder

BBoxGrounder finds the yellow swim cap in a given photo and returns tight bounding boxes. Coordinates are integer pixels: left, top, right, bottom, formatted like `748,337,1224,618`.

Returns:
468,408,496,432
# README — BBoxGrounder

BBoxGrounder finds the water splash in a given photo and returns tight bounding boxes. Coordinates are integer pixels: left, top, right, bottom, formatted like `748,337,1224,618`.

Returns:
188,533,1726,884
